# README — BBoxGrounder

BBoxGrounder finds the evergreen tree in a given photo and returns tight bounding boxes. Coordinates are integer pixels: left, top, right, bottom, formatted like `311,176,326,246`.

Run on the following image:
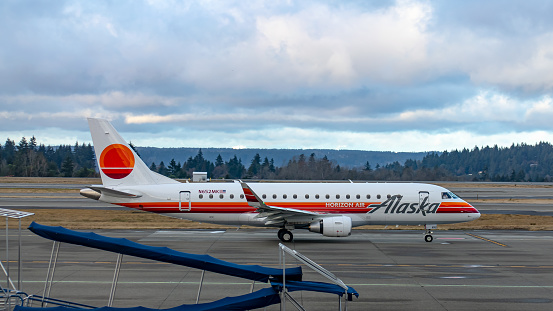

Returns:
61,155,74,177
168,158,181,177
156,161,168,176
215,154,224,167
248,153,262,177
227,155,244,179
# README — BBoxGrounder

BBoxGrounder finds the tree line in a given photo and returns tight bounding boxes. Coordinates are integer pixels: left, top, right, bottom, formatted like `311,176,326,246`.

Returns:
3,135,553,182
150,142,553,182
0,137,96,177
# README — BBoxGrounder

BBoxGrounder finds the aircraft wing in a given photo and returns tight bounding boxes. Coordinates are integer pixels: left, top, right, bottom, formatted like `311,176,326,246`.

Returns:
87,186,142,198
240,182,320,226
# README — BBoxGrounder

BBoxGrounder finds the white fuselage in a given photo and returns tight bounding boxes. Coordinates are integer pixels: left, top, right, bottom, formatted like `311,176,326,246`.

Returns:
97,182,480,228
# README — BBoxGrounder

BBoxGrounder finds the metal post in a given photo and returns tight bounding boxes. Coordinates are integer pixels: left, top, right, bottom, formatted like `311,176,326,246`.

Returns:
6,217,9,291
18,218,21,291
281,246,286,311
344,291,348,311
7,218,10,311
108,253,123,307
42,241,60,307
250,280,255,293
196,270,205,304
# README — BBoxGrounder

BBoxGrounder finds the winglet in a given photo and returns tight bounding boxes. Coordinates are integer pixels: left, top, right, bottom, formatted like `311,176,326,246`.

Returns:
240,182,264,208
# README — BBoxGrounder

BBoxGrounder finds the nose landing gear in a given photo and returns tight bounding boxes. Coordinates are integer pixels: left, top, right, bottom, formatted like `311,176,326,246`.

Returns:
424,224,437,242
424,232,433,242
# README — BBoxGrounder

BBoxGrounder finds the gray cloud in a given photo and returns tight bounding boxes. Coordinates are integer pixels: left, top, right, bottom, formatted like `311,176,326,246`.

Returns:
1,0,553,151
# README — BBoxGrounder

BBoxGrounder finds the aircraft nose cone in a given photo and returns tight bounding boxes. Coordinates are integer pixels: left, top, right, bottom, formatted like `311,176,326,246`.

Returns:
468,203,481,219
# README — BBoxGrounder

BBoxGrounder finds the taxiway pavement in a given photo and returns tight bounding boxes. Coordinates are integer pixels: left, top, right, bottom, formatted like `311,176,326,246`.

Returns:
1,229,552,310
1,182,552,310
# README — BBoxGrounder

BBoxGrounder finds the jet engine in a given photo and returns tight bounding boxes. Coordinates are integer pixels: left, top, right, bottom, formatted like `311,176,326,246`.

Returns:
309,216,352,237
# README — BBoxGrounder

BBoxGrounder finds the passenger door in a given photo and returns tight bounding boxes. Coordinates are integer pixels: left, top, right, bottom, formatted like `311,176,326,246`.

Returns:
419,191,429,215
179,191,191,211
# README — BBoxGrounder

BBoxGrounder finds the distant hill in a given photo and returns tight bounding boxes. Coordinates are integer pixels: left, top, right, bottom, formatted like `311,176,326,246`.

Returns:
135,147,429,168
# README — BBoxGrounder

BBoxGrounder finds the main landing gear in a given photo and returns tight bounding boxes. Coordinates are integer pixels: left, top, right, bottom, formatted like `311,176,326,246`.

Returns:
278,229,294,242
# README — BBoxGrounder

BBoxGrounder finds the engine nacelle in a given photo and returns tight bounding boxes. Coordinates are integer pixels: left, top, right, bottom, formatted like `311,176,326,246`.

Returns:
309,216,352,237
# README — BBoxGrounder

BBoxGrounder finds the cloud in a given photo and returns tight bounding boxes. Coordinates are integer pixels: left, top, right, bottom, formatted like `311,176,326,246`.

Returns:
1,0,553,152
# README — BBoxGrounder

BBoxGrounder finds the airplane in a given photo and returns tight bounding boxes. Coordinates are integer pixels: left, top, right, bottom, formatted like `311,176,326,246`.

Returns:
80,118,481,243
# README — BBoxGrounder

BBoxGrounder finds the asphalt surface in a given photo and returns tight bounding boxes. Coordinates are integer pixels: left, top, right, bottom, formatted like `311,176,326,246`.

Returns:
0,182,552,310
2,229,552,310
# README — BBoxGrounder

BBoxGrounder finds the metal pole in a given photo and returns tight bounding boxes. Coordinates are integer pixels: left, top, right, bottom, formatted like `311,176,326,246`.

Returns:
6,217,9,291
7,218,10,311
108,253,123,307
18,218,21,291
281,246,286,311
42,241,60,307
250,280,255,293
196,270,205,304
279,246,283,311
344,291,348,311
0,261,15,289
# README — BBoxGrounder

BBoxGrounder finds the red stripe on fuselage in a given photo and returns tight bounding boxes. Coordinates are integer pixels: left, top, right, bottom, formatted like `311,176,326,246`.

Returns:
436,207,480,213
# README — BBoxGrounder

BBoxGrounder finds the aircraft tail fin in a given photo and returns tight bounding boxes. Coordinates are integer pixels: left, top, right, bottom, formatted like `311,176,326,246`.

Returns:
87,118,179,187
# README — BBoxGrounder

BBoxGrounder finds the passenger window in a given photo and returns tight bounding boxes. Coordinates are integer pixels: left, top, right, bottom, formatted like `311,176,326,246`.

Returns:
219,194,224,199
283,194,287,199
305,194,309,199
240,194,244,199
326,194,330,199
377,194,381,199
273,194,277,199
336,194,340,199
366,194,371,199
262,194,266,199
346,194,350,199
356,194,360,199
315,194,320,199
230,194,234,199
387,194,391,199
209,194,213,199
293,194,297,199
199,194,204,199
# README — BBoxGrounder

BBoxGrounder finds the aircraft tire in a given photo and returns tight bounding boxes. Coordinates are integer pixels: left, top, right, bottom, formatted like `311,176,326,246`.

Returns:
424,234,433,243
278,229,293,242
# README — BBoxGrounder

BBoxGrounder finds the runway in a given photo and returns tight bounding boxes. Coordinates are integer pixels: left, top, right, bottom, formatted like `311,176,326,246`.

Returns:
4,228,553,310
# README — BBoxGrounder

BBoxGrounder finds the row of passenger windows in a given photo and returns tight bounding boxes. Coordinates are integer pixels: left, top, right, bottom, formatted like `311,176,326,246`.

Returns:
198,193,390,200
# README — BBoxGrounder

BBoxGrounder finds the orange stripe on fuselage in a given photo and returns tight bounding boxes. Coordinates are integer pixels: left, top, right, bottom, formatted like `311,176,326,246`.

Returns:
439,202,473,208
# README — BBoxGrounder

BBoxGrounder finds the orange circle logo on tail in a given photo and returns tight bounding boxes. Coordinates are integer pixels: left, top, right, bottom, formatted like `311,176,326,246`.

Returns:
99,144,135,179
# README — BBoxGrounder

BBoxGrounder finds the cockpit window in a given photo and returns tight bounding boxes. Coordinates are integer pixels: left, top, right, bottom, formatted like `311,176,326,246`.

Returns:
441,192,459,199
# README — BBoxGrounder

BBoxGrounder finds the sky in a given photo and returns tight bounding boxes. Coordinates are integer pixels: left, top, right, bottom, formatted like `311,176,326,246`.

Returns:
2,0,553,152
